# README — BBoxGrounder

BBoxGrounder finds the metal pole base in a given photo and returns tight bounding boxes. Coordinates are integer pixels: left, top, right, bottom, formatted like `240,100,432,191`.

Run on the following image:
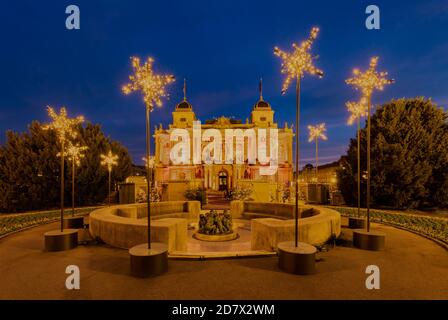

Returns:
44,229,78,251
278,241,317,275
63,216,85,229
129,243,168,278
348,217,366,229
353,230,386,251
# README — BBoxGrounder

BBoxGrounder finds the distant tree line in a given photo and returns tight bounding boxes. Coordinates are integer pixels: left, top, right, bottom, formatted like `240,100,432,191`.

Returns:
0,121,133,212
337,97,448,210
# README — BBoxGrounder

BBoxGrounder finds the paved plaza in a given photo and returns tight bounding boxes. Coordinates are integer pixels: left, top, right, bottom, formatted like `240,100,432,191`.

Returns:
1,216,447,300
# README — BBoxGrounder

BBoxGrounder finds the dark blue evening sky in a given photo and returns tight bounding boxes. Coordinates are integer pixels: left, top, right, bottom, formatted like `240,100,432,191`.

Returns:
0,0,447,166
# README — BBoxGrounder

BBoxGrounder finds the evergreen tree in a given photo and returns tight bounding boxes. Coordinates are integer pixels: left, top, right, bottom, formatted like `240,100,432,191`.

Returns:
0,121,132,212
74,123,132,206
0,122,60,211
337,97,448,209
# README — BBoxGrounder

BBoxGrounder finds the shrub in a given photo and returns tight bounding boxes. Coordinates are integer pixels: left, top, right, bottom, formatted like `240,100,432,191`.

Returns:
184,187,206,205
331,206,448,244
226,184,253,201
0,207,97,237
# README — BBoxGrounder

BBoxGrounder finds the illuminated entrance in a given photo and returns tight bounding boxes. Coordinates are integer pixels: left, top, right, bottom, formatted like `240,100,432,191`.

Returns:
218,170,228,191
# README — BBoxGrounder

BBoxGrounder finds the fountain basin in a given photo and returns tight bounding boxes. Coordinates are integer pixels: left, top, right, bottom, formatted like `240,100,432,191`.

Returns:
193,231,239,242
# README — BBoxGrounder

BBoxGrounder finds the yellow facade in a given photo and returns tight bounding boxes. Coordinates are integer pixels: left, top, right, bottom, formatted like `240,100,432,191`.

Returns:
154,91,293,191
300,161,339,186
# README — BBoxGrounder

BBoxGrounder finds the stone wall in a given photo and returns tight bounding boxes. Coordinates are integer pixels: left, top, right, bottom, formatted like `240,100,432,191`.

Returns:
235,180,276,202
161,180,203,201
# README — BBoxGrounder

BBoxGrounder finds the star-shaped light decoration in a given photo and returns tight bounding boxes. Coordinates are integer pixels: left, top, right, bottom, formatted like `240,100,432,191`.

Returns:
346,97,368,126
142,156,155,169
345,57,394,98
346,56,394,234
43,106,84,233
101,150,119,172
274,27,324,94
66,143,88,166
57,142,88,166
308,123,328,142
43,106,84,143
346,97,368,219
122,56,175,111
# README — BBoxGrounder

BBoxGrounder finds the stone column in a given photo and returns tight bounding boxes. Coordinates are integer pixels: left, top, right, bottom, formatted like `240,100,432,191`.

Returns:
211,166,215,190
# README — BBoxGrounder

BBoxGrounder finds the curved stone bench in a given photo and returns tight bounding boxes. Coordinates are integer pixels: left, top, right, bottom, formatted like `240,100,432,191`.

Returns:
231,201,341,251
231,201,317,220
114,201,200,220
89,201,200,252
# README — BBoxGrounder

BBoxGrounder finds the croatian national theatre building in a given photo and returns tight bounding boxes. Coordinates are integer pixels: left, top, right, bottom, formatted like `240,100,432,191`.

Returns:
153,85,293,191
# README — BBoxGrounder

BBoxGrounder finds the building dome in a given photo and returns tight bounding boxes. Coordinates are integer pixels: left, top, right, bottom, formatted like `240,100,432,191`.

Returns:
176,100,192,110
175,78,193,110
253,100,271,109
253,78,271,109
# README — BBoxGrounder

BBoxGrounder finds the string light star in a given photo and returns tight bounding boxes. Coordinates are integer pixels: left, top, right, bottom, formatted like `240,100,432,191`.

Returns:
346,56,394,233
101,150,119,207
346,98,368,220
60,142,88,216
142,156,155,169
43,106,84,143
346,97,368,126
122,56,175,110
345,57,394,98
308,123,327,183
274,27,324,94
43,106,84,232
274,27,324,250
123,56,175,249
57,143,88,165
308,123,328,142
101,150,119,172
66,143,88,166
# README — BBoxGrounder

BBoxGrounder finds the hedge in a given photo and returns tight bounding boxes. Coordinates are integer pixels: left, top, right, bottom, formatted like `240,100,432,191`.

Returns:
330,206,448,245
0,207,99,237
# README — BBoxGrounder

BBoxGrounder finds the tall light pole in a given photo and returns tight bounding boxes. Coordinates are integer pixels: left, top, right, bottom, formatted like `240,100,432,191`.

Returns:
122,56,174,254
101,150,119,207
143,155,156,201
274,27,323,247
346,57,394,232
274,27,323,275
308,123,327,183
43,106,84,252
43,107,84,232
65,143,88,215
346,98,368,225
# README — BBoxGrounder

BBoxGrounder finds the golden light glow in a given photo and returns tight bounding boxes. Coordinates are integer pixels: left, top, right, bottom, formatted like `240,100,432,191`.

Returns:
142,156,155,168
66,143,88,166
43,106,84,143
57,142,88,166
274,27,324,94
345,57,394,98
101,150,119,172
122,56,175,110
308,123,327,142
346,97,368,125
